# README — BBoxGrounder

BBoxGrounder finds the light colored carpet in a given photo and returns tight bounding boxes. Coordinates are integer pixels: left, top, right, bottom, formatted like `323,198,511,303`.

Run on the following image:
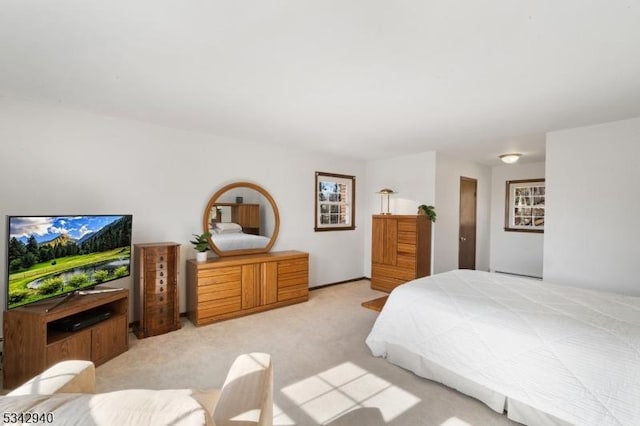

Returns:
96,280,517,426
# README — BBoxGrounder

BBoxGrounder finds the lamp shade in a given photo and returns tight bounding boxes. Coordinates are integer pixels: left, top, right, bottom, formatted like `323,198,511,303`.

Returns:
376,188,395,194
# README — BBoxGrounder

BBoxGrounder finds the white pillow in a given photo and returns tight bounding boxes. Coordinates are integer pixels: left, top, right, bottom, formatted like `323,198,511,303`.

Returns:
215,222,243,233
218,228,242,234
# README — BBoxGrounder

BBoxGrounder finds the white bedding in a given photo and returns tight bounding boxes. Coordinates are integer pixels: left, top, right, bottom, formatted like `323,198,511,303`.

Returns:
366,269,640,426
211,232,270,251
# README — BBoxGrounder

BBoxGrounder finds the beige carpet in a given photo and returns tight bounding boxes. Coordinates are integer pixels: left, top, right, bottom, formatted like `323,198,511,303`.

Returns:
96,280,516,426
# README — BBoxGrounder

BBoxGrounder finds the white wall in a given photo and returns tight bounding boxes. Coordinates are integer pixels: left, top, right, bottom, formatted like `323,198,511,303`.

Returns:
363,152,437,276
0,99,366,326
544,116,640,295
434,153,491,273
490,162,545,278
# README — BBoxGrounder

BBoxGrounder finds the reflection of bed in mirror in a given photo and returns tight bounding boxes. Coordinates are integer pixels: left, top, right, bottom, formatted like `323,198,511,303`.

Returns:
209,202,271,251
211,203,262,235
210,221,270,251
203,182,279,257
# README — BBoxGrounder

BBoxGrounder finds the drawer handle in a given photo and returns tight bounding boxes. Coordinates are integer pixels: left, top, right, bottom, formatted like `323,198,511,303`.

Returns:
160,256,164,261
160,271,164,277
160,287,164,292
159,279,164,285
160,296,164,302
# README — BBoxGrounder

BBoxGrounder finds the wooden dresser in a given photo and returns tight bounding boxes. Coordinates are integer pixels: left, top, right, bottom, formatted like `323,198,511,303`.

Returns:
371,214,431,292
186,250,309,326
133,242,181,338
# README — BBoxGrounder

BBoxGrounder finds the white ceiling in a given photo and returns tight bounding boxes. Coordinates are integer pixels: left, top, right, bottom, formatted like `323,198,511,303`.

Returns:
2,1,640,165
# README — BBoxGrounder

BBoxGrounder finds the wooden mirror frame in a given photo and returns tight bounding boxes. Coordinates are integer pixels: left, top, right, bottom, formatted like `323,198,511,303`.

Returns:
202,182,280,257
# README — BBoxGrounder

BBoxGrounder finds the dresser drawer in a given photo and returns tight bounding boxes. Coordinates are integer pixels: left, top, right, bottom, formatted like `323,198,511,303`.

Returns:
397,220,417,233
372,263,416,281
278,258,308,274
396,255,416,270
197,266,241,286
141,266,173,288
278,271,308,288
198,297,242,319
278,258,308,287
145,302,174,318
145,256,171,272
397,243,417,255
197,280,241,302
397,230,416,245
146,292,173,306
143,278,171,296
143,246,171,260
371,275,405,292
278,285,308,302
146,316,173,334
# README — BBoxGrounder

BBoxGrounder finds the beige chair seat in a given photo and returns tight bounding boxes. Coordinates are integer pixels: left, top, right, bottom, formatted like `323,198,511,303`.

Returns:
0,353,273,426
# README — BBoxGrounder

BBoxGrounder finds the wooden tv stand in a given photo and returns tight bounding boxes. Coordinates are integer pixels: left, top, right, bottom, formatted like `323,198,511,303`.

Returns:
2,288,129,389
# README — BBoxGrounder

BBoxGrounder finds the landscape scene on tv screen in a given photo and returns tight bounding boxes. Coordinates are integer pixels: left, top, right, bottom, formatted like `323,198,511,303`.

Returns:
7,215,132,310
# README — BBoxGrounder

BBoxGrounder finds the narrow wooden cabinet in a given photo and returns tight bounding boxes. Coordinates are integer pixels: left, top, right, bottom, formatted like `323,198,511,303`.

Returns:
186,250,309,326
133,242,181,338
231,204,260,235
2,289,128,389
371,215,431,292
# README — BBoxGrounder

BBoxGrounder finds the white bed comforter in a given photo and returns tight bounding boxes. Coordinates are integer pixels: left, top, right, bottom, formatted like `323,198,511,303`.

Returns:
366,269,640,426
211,232,270,251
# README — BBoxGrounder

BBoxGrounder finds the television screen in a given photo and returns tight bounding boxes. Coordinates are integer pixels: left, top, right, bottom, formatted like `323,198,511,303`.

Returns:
6,215,132,310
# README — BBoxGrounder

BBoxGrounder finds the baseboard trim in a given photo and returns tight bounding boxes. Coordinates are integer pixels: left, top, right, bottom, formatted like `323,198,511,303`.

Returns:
166,278,369,320
310,277,368,291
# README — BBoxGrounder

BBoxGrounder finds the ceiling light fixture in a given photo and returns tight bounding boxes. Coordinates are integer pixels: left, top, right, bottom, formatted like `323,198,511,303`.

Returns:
499,153,521,164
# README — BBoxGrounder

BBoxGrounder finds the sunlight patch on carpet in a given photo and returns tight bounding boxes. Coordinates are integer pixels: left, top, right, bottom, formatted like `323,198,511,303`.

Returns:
440,417,474,426
273,403,295,425
281,362,420,424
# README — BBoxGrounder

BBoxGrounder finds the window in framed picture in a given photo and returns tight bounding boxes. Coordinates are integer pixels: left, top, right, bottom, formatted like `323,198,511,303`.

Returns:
504,179,545,233
314,172,356,231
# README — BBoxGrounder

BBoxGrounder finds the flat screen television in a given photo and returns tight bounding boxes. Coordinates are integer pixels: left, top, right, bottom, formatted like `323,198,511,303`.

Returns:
6,215,132,310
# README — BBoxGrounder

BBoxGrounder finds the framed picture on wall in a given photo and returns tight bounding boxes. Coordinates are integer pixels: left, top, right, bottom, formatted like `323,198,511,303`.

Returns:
504,178,545,233
314,172,356,231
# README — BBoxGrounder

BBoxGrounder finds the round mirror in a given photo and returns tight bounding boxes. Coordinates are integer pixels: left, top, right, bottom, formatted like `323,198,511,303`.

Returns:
202,182,280,257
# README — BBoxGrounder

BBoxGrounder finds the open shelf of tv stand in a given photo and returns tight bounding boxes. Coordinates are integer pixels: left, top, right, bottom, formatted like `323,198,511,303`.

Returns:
2,288,129,389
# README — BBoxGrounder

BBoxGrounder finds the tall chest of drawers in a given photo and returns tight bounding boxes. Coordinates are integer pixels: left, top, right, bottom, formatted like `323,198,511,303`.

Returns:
133,242,181,338
371,215,431,292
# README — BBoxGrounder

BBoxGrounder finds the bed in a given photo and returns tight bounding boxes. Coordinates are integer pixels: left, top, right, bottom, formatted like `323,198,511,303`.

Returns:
209,221,271,251
365,269,640,426
211,231,270,251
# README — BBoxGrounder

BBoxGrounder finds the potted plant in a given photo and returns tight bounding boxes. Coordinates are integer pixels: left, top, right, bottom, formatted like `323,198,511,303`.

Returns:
190,231,211,262
417,204,437,222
